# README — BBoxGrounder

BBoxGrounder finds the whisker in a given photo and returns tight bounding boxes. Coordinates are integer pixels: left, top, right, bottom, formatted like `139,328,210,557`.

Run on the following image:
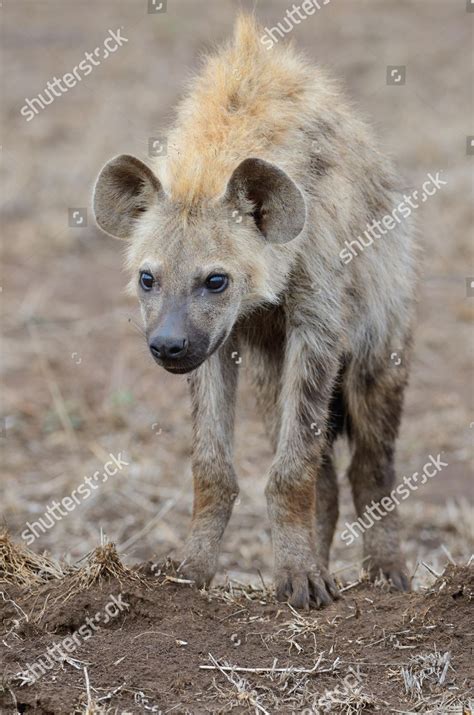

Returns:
126,315,146,338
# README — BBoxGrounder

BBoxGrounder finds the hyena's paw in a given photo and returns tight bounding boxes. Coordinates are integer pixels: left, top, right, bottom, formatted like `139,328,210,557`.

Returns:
177,541,219,588
366,558,410,592
274,561,340,610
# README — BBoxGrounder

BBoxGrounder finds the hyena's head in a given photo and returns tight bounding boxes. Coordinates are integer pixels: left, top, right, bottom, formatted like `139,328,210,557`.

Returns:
93,155,306,374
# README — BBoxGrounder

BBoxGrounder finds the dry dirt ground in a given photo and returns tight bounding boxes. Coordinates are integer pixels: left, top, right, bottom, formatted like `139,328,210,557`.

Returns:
0,0,473,713
0,540,473,714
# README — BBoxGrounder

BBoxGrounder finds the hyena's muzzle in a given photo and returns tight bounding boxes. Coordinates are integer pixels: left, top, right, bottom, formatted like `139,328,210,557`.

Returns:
147,297,220,375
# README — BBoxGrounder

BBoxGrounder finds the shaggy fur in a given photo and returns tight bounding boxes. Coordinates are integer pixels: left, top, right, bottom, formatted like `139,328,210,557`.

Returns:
93,14,417,608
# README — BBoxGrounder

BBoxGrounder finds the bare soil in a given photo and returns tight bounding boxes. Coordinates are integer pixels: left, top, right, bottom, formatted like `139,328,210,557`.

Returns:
1,549,473,714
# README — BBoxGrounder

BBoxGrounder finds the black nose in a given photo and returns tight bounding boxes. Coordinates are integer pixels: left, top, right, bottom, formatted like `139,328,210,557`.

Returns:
149,335,189,361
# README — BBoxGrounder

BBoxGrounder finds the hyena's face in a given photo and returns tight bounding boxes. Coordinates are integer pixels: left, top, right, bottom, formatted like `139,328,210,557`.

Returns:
125,203,253,374
93,155,306,374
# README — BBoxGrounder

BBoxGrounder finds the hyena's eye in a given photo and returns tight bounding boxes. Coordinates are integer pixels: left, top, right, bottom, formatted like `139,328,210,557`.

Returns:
205,274,228,293
139,271,154,291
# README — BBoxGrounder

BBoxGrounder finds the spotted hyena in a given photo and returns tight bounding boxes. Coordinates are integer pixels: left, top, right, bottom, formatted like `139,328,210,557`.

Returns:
93,15,417,608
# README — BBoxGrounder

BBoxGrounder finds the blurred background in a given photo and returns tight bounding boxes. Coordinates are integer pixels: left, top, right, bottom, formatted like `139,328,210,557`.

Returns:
1,0,472,588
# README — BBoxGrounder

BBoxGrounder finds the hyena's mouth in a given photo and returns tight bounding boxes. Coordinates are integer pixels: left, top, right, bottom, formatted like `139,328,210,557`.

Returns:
161,361,205,375
149,352,206,374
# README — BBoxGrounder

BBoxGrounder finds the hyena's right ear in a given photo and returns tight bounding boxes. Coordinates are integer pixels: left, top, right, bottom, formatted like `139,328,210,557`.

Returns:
93,154,164,239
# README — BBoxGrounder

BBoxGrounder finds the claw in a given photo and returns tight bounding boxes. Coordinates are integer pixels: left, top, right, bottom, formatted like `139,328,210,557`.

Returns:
275,565,340,610
387,569,410,592
308,575,332,607
275,575,293,602
326,575,341,600
367,559,410,592
289,575,311,610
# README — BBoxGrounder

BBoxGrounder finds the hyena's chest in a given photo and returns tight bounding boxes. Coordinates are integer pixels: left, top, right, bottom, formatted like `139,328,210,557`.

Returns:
237,304,287,362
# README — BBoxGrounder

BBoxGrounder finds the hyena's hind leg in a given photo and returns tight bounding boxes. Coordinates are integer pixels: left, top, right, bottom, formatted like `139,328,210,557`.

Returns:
314,369,348,569
344,351,410,591
245,310,286,453
251,352,282,452
315,448,338,569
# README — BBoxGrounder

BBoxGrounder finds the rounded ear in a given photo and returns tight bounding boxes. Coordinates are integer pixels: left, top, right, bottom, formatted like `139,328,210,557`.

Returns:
93,154,164,239
223,157,306,244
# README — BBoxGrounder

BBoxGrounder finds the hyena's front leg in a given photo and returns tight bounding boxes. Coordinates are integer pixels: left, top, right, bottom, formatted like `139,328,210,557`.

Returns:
179,339,239,587
265,328,340,609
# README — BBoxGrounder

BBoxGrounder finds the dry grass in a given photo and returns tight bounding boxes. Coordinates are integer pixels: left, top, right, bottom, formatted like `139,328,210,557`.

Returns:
0,530,66,587
401,650,452,696
58,539,147,605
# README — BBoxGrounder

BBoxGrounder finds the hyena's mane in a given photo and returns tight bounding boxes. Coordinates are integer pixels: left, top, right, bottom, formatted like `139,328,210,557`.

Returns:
156,14,337,206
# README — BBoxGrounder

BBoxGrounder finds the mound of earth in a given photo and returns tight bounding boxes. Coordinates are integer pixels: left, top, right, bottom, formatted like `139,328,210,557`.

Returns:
0,540,472,714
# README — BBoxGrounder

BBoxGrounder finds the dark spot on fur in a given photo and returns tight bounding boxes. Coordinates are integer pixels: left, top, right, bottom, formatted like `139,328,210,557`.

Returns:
310,154,331,177
227,92,240,113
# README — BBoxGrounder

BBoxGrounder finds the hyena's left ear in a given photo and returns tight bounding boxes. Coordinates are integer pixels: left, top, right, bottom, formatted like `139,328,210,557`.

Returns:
93,154,164,239
223,157,306,244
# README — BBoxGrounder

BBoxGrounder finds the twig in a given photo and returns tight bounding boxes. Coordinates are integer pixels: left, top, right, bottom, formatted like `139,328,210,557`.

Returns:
440,544,456,565
0,590,29,622
96,682,126,703
421,562,441,578
218,608,248,622
164,574,195,585
206,653,271,715
340,580,362,593
257,569,268,590
83,667,93,712
200,652,333,676
63,656,88,671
